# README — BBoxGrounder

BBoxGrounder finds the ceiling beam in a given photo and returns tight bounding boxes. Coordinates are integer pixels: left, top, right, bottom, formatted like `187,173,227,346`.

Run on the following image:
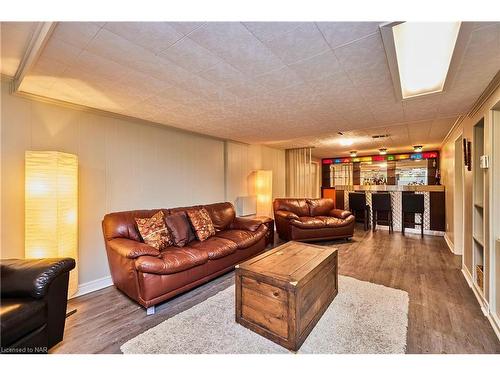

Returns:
12,22,56,93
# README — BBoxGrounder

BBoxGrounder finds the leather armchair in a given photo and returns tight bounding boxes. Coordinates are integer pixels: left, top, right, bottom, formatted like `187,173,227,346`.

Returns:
1,258,76,353
273,198,355,242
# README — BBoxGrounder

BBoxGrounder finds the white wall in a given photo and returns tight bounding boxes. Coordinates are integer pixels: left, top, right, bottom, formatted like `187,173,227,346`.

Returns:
1,80,285,291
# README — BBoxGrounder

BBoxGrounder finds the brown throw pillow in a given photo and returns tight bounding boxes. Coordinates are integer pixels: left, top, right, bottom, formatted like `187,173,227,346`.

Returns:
135,211,173,251
164,211,196,247
186,207,216,242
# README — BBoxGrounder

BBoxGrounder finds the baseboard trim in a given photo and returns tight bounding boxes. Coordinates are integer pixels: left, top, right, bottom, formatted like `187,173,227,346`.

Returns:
487,312,500,342
444,233,455,253
461,266,488,316
72,275,113,299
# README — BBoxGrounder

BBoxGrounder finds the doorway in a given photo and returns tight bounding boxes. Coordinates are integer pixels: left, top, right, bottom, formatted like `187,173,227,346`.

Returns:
454,134,464,255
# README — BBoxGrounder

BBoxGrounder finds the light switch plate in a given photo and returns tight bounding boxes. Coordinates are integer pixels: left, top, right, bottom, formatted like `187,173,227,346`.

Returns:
480,155,489,169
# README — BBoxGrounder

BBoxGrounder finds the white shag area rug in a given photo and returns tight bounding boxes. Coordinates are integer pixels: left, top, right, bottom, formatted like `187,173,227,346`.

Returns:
121,276,408,354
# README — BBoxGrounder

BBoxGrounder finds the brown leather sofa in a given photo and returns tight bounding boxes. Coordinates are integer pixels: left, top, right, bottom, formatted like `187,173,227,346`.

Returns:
102,202,269,314
273,198,355,242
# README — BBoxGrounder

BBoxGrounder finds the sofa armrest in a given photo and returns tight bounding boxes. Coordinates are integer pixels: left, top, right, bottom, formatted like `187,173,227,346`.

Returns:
108,238,160,259
274,210,300,220
0,258,76,299
230,217,262,232
329,209,352,220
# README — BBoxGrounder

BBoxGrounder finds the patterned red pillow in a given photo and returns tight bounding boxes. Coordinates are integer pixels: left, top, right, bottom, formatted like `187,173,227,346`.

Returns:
135,211,173,250
186,208,216,241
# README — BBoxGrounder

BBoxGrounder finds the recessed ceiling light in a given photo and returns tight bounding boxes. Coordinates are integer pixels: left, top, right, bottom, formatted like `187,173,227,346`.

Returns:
379,148,388,155
350,151,357,157
392,22,461,99
413,145,423,152
339,138,354,146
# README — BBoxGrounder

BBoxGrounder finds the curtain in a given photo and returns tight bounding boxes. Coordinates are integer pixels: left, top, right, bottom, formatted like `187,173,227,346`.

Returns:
285,147,319,198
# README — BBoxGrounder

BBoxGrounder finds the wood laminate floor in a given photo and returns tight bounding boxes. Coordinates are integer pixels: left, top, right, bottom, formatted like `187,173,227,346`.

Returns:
51,226,500,354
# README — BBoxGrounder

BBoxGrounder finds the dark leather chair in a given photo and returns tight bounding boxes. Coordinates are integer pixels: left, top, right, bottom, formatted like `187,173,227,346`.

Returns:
372,193,393,233
402,193,425,237
273,198,355,242
349,192,370,230
0,258,76,353
102,202,270,314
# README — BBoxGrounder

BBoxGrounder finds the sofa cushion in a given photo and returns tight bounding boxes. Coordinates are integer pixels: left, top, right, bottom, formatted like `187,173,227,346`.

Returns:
289,216,326,229
0,298,47,347
215,225,267,249
135,248,209,275
316,216,345,227
307,198,335,216
165,211,196,247
204,202,236,231
187,237,238,259
187,208,216,241
273,199,310,217
135,211,173,250
329,209,352,220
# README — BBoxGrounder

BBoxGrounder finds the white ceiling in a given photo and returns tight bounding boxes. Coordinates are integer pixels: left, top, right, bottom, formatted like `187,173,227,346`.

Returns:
1,21,499,158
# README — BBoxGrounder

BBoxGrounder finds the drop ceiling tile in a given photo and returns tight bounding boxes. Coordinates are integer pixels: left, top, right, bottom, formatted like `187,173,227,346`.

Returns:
403,96,441,121
188,22,284,76
0,22,39,76
242,22,303,42
429,118,456,141
52,22,101,48
103,22,184,53
262,23,330,64
407,121,432,143
117,69,172,95
253,66,304,90
316,22,382,49
197,61,248,87
159,37,222,73
41,37,82,66
288,49,343,82
335,33,392,90
372,109,405,125
169,22,206,35
70,50,129,83
225,79,268,99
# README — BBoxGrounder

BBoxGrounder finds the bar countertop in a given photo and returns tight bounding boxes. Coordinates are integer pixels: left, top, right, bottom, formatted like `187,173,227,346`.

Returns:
333,185,445,192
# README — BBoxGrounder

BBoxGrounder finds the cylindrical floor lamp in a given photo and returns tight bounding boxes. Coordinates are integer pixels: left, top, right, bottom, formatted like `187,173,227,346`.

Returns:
25,151,79,297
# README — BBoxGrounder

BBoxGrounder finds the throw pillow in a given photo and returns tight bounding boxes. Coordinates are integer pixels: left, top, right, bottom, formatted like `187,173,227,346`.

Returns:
135,211,173,251
164,211,196,247
186,207,216,241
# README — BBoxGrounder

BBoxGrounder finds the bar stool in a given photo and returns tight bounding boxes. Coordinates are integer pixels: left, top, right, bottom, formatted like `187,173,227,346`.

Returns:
372,192,393,233
348,192,370,231
402,193,425,237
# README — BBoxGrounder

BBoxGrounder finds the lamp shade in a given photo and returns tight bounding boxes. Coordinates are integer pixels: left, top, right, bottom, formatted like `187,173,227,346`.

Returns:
25,151,78,296
249,170,273,218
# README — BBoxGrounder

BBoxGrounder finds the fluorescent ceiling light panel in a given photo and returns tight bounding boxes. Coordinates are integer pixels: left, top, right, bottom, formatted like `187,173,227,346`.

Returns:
393,22,461,99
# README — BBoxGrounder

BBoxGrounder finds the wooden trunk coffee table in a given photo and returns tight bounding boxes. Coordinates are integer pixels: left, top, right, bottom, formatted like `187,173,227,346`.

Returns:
235,241,338,351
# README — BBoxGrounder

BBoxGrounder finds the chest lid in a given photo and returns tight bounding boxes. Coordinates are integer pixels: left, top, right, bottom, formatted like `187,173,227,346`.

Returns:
238,241,337,284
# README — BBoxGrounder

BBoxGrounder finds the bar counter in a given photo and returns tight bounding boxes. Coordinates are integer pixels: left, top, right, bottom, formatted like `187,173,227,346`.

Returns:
333,184,445,192
322,185,446,235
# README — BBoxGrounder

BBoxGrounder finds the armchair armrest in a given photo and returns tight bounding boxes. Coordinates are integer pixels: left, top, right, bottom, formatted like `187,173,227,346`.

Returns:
1,258,76,299
274,210,300,220
107,238,160,259
230,217,262,232
329,209,352,220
